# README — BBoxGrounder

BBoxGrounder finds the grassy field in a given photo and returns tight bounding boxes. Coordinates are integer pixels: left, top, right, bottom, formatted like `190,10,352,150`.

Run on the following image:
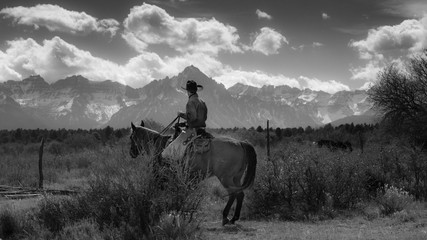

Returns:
1,130,427,239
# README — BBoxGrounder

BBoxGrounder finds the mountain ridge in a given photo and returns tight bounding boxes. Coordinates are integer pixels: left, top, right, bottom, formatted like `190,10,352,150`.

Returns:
0,66,375,129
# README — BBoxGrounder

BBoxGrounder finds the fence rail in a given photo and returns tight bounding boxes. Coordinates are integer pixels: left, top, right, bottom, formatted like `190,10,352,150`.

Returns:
0,185,78,200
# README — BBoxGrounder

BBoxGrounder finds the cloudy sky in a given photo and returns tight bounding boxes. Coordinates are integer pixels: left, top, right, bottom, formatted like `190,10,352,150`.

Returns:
1,0,427,93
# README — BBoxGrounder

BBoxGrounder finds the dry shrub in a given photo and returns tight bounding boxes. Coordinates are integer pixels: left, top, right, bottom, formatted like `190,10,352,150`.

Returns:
0,209,20,238
250,143,366,220
33,149,204,239
376,185,414,215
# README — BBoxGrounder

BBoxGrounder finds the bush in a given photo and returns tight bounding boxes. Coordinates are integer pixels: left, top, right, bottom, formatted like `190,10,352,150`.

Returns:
376,185,414,215
250,144,330,220
392,209,418,223
250,143,367,220
31,149,204,239
37,197,83,232
0,209,20,238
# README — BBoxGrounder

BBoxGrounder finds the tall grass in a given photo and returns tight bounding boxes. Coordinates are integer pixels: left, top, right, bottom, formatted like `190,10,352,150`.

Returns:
249,140,424,220
1,141,205,239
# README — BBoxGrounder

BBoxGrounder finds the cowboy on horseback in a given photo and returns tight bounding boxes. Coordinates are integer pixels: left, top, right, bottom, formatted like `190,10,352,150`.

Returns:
130,80,257,225
161,80,208,159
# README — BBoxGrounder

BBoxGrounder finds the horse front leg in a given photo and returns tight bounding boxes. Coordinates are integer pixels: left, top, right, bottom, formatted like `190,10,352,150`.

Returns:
230,191,244,224
222,193,236,225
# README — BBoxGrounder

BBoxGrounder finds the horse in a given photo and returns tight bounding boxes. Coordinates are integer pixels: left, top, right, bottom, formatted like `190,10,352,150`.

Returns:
129,121,257,226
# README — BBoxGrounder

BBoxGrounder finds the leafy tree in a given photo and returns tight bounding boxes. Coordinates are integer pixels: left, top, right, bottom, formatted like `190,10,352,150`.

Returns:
368,50,427,145
103,126,114,141
114,129,124,139
304,126,314,134
275,127,282,140
283,128,292,137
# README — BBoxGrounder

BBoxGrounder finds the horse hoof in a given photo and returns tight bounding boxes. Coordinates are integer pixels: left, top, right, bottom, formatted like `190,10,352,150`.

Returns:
222,218,230,226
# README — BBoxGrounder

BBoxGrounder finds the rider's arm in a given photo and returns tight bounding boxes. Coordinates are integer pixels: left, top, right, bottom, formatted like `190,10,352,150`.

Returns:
178,111,187,119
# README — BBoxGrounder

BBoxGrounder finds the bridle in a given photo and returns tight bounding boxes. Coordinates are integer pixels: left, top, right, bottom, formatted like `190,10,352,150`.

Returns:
130,127,171,158
130,130,144,158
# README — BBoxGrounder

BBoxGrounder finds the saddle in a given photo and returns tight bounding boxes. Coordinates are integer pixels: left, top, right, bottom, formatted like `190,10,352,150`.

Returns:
185,130,213,155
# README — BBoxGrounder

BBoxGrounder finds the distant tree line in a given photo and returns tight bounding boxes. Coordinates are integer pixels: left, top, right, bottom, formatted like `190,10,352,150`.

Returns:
211,123,378,150
0,122,377,149
0,127,130,145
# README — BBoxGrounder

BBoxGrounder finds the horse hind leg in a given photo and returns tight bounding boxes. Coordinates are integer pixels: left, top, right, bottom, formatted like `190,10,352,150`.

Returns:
221,176,239,226
222,193,236,225
230,191,244,224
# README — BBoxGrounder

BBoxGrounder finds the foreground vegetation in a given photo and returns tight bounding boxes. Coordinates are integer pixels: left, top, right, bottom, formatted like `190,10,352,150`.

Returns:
0,120,426,239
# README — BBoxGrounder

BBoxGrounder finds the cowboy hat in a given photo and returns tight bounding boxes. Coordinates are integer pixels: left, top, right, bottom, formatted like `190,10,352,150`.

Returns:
182,80,203,92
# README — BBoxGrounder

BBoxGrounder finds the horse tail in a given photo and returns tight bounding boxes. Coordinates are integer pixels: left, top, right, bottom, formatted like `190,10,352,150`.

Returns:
240,141,257,190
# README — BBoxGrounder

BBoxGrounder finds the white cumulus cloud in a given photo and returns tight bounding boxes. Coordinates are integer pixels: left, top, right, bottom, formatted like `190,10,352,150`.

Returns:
359,81,374,91
350,61,383,82
0,37,234,88
349,15,427,87
350,15,427,60
255,9,272,20
251,27,288,55
0,4,119,36
122,3,242,55
0,37,157,86
0,36,349,94
322,13,330,20
312,42,324,47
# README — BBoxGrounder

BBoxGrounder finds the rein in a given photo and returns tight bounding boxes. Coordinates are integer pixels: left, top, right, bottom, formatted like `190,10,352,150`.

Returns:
159,116,180,135
131,127,172,158
131,116,180,157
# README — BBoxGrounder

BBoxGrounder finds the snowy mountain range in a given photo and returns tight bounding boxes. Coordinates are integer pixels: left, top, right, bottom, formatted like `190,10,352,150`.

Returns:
0,66,374,130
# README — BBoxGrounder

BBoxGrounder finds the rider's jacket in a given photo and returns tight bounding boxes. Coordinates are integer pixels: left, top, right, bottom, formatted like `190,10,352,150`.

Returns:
184,93,207,128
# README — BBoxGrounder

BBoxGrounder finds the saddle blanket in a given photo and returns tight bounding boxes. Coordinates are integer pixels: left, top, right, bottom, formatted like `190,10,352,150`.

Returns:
161,129,212,160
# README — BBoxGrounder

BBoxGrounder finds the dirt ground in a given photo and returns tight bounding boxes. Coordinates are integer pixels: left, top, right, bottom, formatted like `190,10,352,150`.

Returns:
201,212,427,240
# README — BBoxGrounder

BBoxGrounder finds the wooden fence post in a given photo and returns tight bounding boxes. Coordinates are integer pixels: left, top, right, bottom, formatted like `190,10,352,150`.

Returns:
38,137,45,189
267,120,270,161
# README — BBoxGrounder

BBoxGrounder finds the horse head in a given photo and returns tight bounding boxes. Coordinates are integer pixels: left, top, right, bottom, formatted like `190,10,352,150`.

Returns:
129,121,170,158
129,122,144,158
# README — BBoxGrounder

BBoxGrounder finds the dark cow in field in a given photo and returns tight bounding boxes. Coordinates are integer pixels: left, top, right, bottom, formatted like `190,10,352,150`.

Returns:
316,139,352,152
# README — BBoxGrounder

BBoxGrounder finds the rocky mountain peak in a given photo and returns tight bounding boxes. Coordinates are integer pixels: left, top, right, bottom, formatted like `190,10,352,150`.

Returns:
21,75,50,91
178,65,221,90
22,75,46,83
182,65,203,76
